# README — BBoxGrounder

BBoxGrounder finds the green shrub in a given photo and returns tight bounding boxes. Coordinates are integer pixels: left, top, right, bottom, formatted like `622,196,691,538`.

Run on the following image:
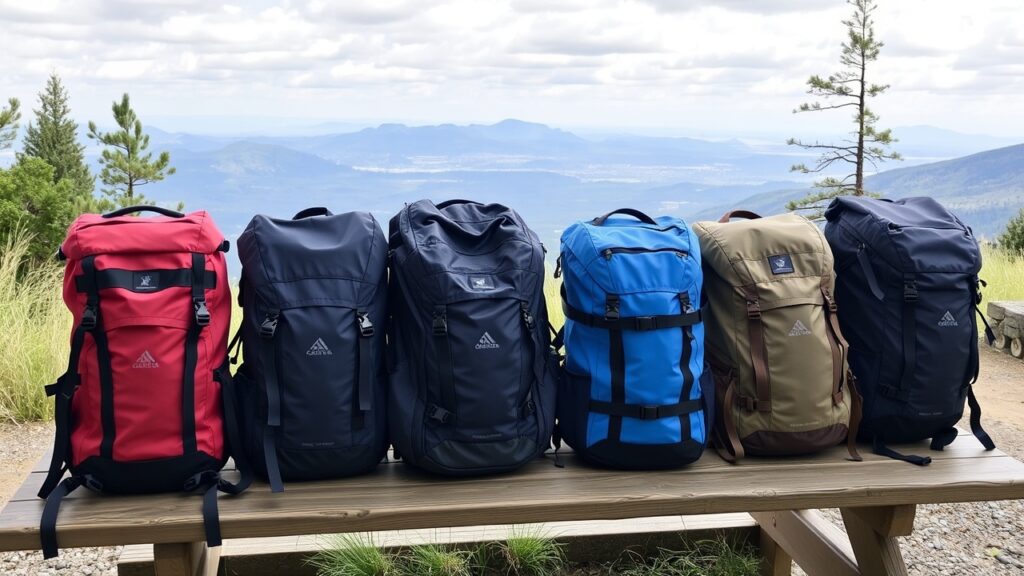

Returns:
999,208,1024,258
309,534,397,576
402,544,471,576
0,229,68,422
615,535,760,576
499,526,564,576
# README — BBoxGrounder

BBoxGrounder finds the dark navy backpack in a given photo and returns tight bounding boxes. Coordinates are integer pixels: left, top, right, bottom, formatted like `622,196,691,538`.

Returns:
232,208,389,490
555,208,710,469
824,196,996,465
387,199,557,476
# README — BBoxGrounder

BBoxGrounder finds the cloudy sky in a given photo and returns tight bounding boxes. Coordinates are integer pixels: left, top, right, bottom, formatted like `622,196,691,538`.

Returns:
1,0,1023,137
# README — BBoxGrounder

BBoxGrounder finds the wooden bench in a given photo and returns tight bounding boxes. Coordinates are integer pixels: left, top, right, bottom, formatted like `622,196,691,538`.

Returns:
2,429,1023,576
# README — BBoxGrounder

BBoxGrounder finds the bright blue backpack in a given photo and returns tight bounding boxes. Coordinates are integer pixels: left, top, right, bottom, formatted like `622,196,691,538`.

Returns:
555,208,711,469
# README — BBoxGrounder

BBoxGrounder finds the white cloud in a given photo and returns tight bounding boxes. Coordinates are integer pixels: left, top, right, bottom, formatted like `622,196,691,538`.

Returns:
0,0,1021,137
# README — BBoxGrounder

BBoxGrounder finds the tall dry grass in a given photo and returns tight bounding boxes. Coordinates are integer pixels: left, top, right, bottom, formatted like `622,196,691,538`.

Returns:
0,231,69,422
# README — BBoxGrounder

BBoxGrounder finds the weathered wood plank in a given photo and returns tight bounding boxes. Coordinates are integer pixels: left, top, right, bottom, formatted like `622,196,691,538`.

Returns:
842,505,916,537
759,526,793,576
752,510,858,576
3,452,1023,552
841,507,909,576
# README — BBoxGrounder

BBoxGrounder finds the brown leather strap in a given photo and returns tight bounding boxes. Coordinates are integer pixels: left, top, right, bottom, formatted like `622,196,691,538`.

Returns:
718,210,763,223
742,287,771,413
820,276,846,406
846,371,864,461
715,381,745,463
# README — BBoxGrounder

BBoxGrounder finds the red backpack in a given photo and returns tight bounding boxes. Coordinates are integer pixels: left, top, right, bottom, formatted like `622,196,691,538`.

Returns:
39,206,251,558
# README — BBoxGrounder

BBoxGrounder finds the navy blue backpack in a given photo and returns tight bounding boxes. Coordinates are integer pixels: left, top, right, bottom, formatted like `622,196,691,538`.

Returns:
232,208,389,490
387,199,557,476
555,208,710,469
824,197,996,465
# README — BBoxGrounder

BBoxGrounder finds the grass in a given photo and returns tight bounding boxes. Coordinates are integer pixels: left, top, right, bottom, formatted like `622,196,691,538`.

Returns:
0,231,68,423
499,526,565,576
404,544,472,576
981,244,1024,303
611,536,760,576
309,534,397,576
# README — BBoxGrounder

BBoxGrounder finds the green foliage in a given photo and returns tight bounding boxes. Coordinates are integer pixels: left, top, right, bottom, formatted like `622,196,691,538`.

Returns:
788,0,900,214
310,534,397,576
499,526,564,576
980,244,1024,303
0,97,20,150
0,157,77,261
0,229,68,423
19,74,94,198
613,536,760,576
402,544,471,576
87,93,175,208
998,208,1024,257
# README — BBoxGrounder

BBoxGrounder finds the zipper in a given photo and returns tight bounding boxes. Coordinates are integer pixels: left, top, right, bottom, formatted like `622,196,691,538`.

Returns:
603,247,688,260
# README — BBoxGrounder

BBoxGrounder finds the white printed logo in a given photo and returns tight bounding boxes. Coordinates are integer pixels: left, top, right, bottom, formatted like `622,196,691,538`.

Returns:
938,311,959,327
139,275,152,287
475,332,500,350
774,258,788,270
472,278,488,288
788,320,812,337
132,350,159,368
306,338,333,356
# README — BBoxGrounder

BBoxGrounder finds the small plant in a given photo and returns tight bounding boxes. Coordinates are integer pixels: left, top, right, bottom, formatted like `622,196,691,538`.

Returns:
999,208,1024,259
614,534,760,576
309,533,396,576
499,526,564,576
403,544,471,576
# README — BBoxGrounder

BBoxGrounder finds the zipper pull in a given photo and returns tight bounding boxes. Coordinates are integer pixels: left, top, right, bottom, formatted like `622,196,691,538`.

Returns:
603,249,613,260
553,255,562,279
520,302,535,330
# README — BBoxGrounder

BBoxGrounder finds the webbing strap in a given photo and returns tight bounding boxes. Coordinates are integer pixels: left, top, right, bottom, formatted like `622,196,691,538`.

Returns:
607,295,625,442
741,287,771,413
714,381,745,463
39,324,87,499
590,399,701,420
259,312,284,493
433,305,457,424
40,476,82,559
562,297,702,331
79,256,117,459
201,481,221,548
215,369,254,495
354,311,374,430
873,437,931,466
856,246,885,300
74,268,217,293
181,253,208,454
845,372,863,461
966,385,996,451
820,279,846,406
520,301,545,426
678,293,695,443
893,275,917,401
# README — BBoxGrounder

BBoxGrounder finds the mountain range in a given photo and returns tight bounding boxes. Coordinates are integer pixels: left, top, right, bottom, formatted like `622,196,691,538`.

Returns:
46,118,1024,249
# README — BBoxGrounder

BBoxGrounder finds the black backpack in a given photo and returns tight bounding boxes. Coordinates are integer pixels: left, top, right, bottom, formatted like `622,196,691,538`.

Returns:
387,199,557,475
823,196,996,465
232,208,389,490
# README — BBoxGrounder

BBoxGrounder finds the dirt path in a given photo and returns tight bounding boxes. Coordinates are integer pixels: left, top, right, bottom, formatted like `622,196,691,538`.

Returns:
971,345,1024,429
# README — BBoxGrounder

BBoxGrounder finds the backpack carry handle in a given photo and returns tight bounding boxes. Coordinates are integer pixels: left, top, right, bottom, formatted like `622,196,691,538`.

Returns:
102,205,185,219
592,208,657,226
718,210,762,223
292,207,333,220
436,199,480,209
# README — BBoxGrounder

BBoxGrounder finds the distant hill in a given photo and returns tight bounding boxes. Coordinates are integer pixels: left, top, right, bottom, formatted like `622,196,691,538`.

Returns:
698,144,1024,237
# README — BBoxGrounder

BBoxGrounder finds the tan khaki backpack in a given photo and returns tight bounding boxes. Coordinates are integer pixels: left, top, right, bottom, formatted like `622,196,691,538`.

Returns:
692,210,861,461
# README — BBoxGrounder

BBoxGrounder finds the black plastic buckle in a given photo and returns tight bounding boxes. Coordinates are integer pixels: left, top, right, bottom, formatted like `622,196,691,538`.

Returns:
183,471,217,492
605,296,620,321
879,384,901,399
432,311,447,336
357,312,374,337
83,475,104,492
427,404,452,424
520,302,535,329
903,280,918,302
193,298,210,326
259,314,279,338
634,316,657,331
640,405,660,420
525,399,537,416
746,299,761,319
81,305,98,330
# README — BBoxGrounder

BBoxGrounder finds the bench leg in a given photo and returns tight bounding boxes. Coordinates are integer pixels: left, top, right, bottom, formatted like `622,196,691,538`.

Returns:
840,506,913,576
751,510,859,576
759,526,792,576
153,542,221,576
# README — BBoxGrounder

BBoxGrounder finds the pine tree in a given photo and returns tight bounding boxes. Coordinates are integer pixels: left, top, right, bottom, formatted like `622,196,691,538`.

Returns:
0,98,20,150
786,0,901,218
19,74,94,198
87,93,175,207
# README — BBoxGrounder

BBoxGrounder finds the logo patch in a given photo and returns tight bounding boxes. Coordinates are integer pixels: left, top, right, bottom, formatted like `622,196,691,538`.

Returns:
475,332,500,350
132,350,159,368
938,311,959,327
134,271,158,291
769,254,794,275
306,338,333,356
469,276,495,290
788,320,812,336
